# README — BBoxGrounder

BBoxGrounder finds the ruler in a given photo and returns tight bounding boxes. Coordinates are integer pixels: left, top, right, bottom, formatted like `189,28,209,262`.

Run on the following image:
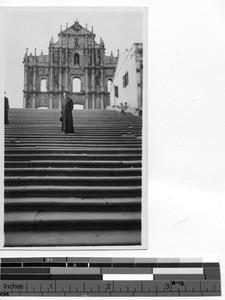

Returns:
0,257,221,297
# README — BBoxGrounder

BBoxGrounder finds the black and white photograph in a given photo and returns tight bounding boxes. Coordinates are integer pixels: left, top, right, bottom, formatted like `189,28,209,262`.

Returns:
2,6,147,247
2,0,225,297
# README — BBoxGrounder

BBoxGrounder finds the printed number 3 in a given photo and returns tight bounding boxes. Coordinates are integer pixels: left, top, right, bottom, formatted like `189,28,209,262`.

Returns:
165,283,170,289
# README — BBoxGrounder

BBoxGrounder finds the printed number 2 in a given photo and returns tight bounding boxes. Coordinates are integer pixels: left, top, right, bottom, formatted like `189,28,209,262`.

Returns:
106,283,111,290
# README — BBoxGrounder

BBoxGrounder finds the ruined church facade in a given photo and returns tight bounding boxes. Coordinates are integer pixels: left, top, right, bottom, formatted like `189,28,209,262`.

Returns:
23,21,118,109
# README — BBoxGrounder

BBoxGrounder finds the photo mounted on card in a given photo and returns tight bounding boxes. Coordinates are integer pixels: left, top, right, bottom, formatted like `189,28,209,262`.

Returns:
1,6,147,250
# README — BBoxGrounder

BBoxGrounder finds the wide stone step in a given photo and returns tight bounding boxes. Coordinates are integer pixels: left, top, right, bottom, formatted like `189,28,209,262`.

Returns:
5,138,141,143
7,119,142,124
5,167,141,177
5,142,141,148
5,134,141,142
5,131,142,137
5,176,141,187
5,186,142,198
5,153,142,161
6,124,141,128
5,160,141,168
5,147,142,155
5,211,141,231
5,198,141,212
4,230,141,247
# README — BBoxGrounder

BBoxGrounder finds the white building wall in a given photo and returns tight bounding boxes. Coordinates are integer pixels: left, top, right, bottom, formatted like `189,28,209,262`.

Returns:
110,44,142,110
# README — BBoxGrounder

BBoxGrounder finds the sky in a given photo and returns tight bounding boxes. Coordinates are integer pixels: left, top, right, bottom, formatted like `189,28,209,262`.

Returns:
2,7,145,108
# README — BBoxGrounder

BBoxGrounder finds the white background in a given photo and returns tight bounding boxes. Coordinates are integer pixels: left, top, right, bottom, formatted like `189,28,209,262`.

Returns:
1,0,225,299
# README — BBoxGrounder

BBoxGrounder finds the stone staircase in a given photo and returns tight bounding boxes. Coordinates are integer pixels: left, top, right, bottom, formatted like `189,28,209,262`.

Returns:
4,109,142,247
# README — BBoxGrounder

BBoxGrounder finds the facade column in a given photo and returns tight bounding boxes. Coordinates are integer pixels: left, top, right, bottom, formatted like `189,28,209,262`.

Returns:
100,67,104,109
58,94,62,109
23,69,27,108
92,95,95,109
33,66,36,92
23,93,27,108
32,93,35,108
92,69,95,92
49,94,53,109
100,96,104,109
32,49,36,109
86,34,88,48
23,48,28,108
85,97,89,109
66,48,68,91
91,68,95,110
33,48,37,92
85,68,89,110
100,69,104,92
49,46,53,92
85,70,89,91
59,46,62,91
24,67,27,91
59,69,62,91
92,48,94,67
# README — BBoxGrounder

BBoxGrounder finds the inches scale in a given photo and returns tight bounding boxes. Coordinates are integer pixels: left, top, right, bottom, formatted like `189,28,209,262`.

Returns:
0,257,221,297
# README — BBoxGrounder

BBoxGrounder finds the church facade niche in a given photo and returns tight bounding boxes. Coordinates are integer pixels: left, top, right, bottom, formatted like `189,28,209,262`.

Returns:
74,53,80,65
23,21,118,109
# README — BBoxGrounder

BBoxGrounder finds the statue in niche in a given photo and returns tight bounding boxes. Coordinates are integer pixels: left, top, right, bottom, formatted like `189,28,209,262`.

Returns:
95,71,101,86
95,50,100,65
53,69,58,85
68,52,72,63
63,51,66,64
74,53,79,65
28,67,34,85
54,50,59,63
98,50,101,64
28,55,33,63
75,38,78,47
89,50,92,64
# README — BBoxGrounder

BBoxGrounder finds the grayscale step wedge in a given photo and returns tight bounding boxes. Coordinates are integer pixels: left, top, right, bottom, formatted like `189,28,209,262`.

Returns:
4,108,142,247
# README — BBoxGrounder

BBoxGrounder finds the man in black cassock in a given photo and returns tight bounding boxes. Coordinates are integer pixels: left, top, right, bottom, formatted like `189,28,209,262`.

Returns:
61,92,74,133
4,93,9,125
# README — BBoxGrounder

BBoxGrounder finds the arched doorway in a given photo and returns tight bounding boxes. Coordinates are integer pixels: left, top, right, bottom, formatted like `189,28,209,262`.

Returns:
107,79,112,92
72,78,81,92
40,78,47,92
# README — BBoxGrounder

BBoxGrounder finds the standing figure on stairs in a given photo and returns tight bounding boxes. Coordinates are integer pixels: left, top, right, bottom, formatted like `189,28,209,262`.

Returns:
4,92,9,125
120,103,127,116
61,92,74,133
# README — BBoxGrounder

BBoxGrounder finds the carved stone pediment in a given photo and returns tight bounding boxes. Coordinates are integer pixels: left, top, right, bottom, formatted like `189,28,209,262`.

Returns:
72,22,82,33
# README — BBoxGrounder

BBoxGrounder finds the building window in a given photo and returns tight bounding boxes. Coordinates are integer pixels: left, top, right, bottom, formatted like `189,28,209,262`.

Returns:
74,53,80,65
40,78,47,92
123,72,129,88
114,86,119,98
107,79,112,92
72,78,81,92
